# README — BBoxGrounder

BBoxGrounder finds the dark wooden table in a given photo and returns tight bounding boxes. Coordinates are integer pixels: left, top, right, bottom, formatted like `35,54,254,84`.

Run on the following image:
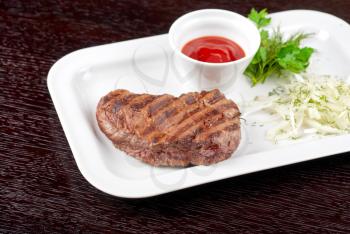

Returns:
1,0,350,233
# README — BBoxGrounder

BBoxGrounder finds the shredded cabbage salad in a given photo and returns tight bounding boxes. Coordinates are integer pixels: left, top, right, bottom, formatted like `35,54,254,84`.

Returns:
248,74,350,142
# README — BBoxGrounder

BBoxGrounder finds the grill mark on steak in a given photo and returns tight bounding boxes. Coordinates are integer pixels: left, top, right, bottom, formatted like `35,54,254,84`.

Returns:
162,106,223,141
147,95,174,116
127,94,149,104
151,134,165,144
206,123,240,140
169,108,220,140
166,100,231,141
152,94,195,127
205,116,226,128
140,95,174,135
154,94,197,125
130,95,157,111
142,125,155,136
191,103,240,139
184,94,197,105
151,93,190,120
163,92,224,133
171,98,230,132
101,89,129,104
206,89,223,104
112,93,139,113
174,102,237,140
141,93,194,137
196,115,240,140
149,90,224,137
112,101,122,113
224,124,240,131
154,107,178,126
145,92,215,141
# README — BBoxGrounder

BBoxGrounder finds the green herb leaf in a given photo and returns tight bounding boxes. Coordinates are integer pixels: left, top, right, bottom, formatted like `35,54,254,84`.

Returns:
277,45,314,73
320,95,328,102
244,8,315,86
259,47,267,62
248,8,271,29
260,30,269,44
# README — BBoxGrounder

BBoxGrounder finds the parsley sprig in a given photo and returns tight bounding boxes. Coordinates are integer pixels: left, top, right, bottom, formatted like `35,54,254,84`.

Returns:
244,8,314,86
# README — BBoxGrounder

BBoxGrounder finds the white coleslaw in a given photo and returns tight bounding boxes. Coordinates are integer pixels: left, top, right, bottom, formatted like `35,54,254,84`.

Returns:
246,74,350,142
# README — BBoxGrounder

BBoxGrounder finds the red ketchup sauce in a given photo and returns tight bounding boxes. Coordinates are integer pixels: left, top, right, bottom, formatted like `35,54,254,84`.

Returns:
181,36,245,63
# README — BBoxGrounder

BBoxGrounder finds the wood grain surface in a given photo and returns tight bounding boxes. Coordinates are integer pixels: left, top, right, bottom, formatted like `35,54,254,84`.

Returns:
1,0,350,233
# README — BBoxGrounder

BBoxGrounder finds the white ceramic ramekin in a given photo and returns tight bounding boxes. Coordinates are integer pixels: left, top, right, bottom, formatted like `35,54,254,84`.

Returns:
169,9,260,90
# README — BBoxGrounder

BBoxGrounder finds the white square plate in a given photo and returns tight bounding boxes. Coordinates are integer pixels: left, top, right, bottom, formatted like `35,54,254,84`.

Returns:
48,10,350,198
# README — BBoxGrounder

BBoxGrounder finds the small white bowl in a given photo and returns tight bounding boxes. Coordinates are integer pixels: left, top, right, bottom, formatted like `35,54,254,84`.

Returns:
169,9,260,90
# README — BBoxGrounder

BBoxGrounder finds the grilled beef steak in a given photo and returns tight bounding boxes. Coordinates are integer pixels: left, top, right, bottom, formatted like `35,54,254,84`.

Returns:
96,89,241,167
